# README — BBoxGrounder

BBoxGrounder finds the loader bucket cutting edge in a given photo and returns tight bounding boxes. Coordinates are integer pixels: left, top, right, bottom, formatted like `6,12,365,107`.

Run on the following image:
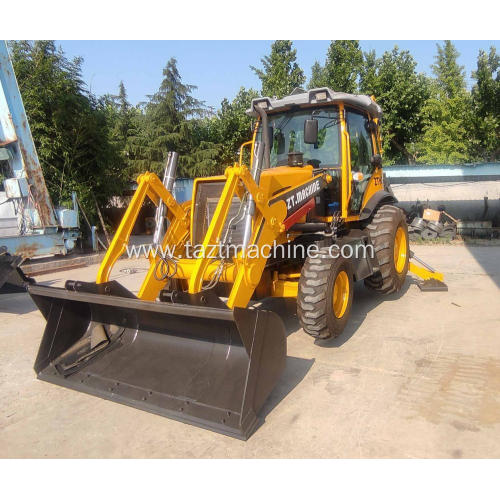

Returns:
28,281,286,440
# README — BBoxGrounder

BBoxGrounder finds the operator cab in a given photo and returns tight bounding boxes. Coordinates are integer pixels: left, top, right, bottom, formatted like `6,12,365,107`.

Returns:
248,88,383,216
265,105,341,171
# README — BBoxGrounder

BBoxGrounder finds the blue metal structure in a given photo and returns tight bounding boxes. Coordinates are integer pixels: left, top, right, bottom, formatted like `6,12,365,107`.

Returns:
384,163,500,183
0,40,79,258
172,178,194,203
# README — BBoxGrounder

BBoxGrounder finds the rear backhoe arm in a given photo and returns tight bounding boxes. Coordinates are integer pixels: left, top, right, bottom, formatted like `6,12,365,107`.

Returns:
408,251,448,291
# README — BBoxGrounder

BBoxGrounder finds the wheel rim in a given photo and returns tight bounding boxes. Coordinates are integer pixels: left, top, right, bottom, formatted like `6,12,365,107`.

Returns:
394,226,407,274
332,270,349,318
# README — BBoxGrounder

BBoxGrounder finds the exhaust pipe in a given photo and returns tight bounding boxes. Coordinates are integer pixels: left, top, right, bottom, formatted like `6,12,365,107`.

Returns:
242,105,270,248
153,151,179,246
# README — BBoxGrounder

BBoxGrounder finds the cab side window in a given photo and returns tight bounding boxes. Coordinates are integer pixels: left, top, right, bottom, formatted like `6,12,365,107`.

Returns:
346,110,373,174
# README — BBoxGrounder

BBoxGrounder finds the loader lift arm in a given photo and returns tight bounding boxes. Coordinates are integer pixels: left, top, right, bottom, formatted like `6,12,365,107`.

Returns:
96,156,333,310
188,164,288,308
95,163,289,309
96,172,190,295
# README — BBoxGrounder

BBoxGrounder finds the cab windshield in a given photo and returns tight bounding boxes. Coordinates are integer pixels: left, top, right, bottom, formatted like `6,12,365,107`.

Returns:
259,106,341,168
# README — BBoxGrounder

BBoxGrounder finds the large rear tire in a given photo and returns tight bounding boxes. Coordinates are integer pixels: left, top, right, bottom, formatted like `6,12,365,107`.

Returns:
364,204,409,294
297,248,354,340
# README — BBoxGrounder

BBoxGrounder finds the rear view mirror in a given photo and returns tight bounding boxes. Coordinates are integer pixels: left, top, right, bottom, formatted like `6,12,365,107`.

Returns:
304,119,318,144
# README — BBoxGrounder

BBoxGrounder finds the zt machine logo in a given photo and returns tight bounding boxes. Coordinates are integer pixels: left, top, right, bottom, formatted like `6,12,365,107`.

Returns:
285,179,322,212
271,176,326,218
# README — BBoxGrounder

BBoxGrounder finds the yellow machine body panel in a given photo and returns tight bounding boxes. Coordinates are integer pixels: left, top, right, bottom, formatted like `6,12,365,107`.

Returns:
360,167,384,213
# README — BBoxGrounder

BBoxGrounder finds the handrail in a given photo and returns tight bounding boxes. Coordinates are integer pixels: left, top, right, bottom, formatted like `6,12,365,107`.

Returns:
239,141,253,167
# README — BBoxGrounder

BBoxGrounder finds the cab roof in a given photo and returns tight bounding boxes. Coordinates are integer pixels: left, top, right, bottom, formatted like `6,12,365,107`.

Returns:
246,87,383,119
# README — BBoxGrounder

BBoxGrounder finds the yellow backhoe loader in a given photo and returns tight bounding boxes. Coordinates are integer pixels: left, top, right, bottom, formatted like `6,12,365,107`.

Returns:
28,88,446,439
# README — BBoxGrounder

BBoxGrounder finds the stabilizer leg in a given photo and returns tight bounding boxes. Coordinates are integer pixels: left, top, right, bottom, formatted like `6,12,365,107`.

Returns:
409,251,448,292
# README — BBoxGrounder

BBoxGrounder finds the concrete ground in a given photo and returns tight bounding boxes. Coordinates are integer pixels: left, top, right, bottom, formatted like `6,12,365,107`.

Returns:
1,244,499,458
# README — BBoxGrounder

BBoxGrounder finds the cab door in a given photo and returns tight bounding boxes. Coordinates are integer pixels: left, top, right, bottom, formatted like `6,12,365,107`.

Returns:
345,108,375,214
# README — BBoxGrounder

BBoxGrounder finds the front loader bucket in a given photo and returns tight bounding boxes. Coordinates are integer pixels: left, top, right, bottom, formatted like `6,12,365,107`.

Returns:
28,281,286,440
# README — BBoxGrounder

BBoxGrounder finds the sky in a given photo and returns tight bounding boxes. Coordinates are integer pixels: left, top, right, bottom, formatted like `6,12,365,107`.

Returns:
56,40,499,110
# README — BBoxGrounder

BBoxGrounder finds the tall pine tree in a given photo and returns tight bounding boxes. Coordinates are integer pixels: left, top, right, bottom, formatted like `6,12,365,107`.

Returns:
127,57,208,177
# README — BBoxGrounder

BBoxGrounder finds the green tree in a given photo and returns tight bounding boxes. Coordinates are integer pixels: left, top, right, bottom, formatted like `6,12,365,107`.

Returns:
319,40,363,93
359,50,378,96
127,57,208,177
431,40,466,98
113,81,133,143
181,118,221,177
212,87,259,166
470,47,500,160
308,61,325,89
101,81,137,176
417,85,472,164
189,87,259,176
8,40,124,221
359,47,430,164
417,41,472,164
251,40,305,98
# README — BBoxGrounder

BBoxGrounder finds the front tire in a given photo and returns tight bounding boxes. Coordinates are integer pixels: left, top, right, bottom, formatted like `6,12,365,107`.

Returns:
364,204,409,294
297,248,354,340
